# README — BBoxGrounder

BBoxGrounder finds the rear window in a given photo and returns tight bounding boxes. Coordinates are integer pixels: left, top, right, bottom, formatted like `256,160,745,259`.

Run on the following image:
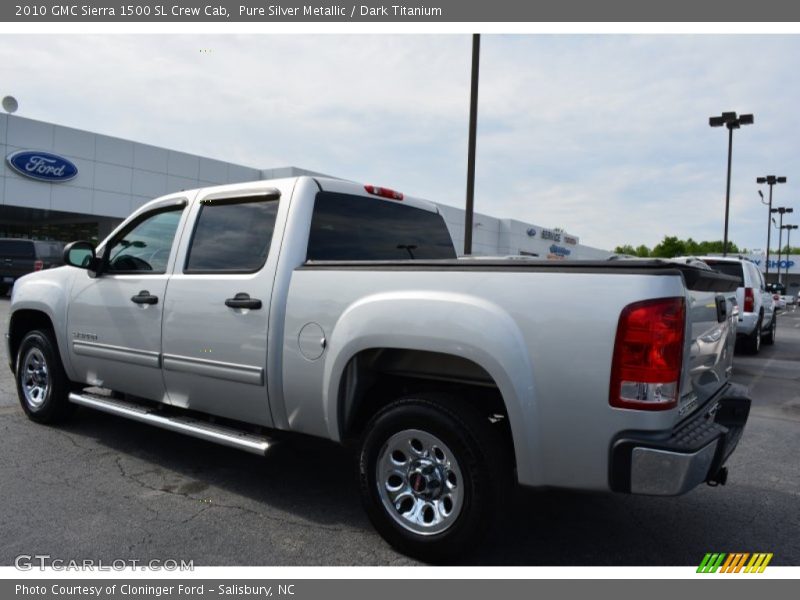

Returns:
767,282,786,294
0,240,35,258
703,260,744,286
35,241,64,258
307,192,456,261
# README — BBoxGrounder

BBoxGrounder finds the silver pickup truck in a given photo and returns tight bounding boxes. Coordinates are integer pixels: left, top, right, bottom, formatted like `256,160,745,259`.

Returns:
5,176,750,560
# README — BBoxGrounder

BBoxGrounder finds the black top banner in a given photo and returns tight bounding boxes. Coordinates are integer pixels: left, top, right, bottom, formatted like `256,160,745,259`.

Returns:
3,0,800,22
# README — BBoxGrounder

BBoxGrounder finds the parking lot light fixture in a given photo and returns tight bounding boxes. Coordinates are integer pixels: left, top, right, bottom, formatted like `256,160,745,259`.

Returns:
710,112,754,256
757,175,787,279
772,207,794,284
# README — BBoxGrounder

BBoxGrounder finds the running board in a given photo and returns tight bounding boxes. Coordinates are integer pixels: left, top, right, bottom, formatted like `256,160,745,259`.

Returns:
68,392,273,455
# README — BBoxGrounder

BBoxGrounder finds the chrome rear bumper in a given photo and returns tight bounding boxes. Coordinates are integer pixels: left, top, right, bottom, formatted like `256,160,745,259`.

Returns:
610,383,751,496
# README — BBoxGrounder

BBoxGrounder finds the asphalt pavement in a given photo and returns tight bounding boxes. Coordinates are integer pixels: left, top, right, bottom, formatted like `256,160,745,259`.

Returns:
0,297,798,566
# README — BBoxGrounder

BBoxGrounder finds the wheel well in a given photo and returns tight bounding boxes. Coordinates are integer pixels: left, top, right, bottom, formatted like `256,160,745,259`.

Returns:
8,310,55,368
339,348,514,462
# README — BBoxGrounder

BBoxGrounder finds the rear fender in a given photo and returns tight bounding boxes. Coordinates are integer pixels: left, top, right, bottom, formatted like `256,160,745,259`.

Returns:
322,290,543,486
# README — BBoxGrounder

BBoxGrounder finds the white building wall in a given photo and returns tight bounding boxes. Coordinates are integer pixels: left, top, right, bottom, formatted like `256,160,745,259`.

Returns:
1,114,264,220
435,201,610,260
2,114,611,260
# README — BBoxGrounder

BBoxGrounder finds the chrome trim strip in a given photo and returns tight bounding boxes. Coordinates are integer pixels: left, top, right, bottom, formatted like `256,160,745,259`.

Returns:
72,341,161,368
68,392,271,455
162,354,264,386
630,441,718,496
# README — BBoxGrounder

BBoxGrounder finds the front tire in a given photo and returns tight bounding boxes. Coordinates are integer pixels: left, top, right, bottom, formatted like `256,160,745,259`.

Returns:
358,394,511,562
16,329,75,424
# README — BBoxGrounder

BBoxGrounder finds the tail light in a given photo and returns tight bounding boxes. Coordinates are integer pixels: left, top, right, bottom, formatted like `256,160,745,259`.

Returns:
33,260,44,271
743,287,755,313
364,184,403,201
610,297,685,411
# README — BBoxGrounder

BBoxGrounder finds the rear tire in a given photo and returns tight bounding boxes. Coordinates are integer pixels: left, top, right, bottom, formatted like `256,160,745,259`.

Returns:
15,329,75,424
743,316,762,355
358,394,512,562
0,283,9,297
762,314,776,345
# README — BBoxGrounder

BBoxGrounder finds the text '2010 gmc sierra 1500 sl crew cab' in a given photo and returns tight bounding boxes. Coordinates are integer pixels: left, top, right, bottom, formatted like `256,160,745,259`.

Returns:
6,176,751,560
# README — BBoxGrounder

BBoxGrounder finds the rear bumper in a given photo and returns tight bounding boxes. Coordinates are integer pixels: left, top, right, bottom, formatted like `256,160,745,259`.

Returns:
737,312,759,336
609,383,751,495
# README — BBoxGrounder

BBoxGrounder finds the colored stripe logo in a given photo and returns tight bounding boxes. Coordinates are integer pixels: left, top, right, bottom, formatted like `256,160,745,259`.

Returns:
697,552,773,573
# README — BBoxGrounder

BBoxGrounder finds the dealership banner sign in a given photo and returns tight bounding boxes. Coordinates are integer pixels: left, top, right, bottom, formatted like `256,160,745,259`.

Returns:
746,254,799,275
5,0,800,21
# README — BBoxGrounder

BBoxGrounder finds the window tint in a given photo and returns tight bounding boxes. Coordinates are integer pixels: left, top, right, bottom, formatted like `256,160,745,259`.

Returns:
0,240,35,258
106,209,183,274
307,192,456,261
703,260,744,286
185,198,279,273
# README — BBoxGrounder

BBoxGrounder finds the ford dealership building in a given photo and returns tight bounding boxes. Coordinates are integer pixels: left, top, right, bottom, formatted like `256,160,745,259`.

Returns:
1,113,611,260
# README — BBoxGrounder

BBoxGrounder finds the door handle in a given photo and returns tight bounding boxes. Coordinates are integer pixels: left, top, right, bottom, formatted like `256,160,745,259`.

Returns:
225,292,262,310
131,290,159,305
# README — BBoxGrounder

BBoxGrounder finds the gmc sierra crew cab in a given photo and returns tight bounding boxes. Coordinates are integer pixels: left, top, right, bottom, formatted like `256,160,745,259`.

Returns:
5,176,751,560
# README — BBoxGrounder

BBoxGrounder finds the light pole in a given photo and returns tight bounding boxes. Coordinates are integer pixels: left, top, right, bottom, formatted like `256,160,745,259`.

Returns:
781,224,798,285
709,112,754,256
772,207,794,284
757,175,786,279
464,33,480,256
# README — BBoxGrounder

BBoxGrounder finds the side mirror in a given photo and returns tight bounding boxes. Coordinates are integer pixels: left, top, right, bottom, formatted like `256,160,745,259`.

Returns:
63,241,101,274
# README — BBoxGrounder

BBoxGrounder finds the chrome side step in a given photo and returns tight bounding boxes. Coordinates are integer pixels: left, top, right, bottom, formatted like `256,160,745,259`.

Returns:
68,392,273,455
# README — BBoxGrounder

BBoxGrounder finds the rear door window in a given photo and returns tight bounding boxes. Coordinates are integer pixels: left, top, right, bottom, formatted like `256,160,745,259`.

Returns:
307,192,456,261
185,197,279,273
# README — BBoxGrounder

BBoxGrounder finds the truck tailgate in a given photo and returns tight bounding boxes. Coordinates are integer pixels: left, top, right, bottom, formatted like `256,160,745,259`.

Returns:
680,270,739,418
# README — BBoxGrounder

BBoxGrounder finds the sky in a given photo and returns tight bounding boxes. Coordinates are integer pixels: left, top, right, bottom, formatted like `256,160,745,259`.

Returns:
2,34,800,251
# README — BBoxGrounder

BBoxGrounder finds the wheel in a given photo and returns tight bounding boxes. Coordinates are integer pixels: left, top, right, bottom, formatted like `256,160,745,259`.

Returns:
762,314,776,346
358,394,511,562
743,316,762,355
15,329,75,423
0,283,9,297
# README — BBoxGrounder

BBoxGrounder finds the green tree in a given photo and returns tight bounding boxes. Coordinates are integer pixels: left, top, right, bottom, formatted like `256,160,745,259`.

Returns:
613,244,637,256
635,245,651,257
651,236,687,258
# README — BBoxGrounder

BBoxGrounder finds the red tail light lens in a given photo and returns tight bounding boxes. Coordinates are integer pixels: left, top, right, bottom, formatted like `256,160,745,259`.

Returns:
364,184,403,201
33,260,44,271
744,287,754,313
610,297,685,411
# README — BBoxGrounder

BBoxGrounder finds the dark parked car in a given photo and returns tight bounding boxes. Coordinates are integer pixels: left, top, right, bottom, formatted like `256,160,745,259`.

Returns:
0,238,65,296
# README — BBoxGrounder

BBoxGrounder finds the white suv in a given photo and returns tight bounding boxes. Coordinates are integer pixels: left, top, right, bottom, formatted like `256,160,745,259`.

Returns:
692,256,776,354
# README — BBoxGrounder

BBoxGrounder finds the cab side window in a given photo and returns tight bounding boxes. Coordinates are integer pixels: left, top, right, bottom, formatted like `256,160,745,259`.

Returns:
184,197,279,273
106,208,184,274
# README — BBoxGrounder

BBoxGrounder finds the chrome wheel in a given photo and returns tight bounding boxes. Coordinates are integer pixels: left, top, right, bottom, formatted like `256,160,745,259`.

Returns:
376,429,464,536
20,347,49,410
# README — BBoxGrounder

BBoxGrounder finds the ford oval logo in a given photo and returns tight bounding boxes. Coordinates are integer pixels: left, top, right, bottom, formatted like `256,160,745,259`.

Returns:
6,150,78,182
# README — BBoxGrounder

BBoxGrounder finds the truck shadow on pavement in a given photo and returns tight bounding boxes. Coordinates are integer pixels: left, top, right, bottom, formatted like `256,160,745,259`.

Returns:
35,406,784,566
